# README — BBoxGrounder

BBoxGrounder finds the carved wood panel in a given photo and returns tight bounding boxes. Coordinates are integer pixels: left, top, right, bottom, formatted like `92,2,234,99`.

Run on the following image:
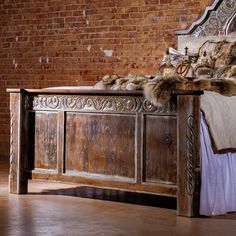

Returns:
9,93,29,194
9,94,19,193
186,115,196,196
176,0,236,37
34,112,58,170
177,95,200,216
144,115,177,185
65,113,136,179
32,95,176,114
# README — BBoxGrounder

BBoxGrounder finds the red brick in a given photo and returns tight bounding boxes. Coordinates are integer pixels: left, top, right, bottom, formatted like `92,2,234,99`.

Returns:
0,0,214,156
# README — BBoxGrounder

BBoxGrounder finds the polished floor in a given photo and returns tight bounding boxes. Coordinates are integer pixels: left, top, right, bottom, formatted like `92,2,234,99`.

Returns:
1,157,236,236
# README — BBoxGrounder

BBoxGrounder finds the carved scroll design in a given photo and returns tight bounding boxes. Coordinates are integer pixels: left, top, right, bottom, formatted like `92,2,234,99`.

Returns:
32,95,176,114
227,13,236,34
193,0,236,37
176,0,236,37
186,115,195,196
9,111,14,179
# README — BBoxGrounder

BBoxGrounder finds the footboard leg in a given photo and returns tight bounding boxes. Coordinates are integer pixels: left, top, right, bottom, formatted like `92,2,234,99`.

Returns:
177,94,201,217
9,91,28,194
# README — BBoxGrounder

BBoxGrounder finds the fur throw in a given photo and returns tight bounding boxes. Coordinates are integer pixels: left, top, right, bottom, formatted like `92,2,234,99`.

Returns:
94,40,236,106
144,71,236,107
197,40,236,69
94,74,151,91
94,70,236,107
144,40,236,106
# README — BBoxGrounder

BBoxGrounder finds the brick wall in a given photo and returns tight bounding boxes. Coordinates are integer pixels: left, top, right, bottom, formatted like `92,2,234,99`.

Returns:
0,0,213,156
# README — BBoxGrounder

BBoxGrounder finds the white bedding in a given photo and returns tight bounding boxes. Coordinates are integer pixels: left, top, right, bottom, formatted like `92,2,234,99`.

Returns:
201,91,236,151
200,112,236,216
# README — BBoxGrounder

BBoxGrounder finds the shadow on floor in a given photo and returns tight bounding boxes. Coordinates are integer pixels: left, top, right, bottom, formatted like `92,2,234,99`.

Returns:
30,186,177,210
1,158,177,210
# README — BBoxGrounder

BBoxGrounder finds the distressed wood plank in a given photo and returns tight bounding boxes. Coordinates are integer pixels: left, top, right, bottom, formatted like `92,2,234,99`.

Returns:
144,115,177,185
177,95,201,217
65,113,136,179
34,112,58,170
9,92,28,194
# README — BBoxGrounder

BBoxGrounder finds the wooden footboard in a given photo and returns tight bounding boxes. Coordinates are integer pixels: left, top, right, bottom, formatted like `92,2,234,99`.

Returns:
8,88,202,217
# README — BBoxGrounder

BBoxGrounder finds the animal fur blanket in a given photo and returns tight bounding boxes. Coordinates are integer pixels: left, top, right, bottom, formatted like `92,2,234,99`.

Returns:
94,39,236,151
94,74,151,91
201,91,236,151
144,71,236,107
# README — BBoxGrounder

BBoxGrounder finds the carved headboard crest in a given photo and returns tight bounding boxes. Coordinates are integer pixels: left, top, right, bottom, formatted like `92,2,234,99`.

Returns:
176,0,236,37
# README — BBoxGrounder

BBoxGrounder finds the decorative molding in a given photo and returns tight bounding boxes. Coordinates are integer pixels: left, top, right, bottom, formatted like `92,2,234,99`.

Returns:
176,0,236,37
186,116,195,196
32,95,176,114
9,111,14,180
226,11,236,34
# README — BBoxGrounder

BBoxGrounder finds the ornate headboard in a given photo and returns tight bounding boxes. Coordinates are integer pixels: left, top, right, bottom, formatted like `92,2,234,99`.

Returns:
176,0,236,53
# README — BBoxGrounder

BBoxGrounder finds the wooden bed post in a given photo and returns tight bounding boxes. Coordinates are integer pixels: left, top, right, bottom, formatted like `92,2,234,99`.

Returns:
9,90,29,194
177,93,201,217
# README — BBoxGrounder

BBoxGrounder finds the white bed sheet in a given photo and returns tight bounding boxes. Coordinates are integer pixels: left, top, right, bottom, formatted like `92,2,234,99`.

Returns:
200,112,236,216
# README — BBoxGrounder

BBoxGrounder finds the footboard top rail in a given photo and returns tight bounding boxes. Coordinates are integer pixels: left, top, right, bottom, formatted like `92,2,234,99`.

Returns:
7,88,202,115
7,88,203,96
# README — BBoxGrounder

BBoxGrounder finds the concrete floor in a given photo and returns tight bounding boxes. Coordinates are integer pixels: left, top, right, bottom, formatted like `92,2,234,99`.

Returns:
1,157,236,236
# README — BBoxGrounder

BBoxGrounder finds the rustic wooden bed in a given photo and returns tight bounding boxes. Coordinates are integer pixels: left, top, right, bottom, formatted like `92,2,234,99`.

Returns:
7,0,236,217
8,88,202,217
